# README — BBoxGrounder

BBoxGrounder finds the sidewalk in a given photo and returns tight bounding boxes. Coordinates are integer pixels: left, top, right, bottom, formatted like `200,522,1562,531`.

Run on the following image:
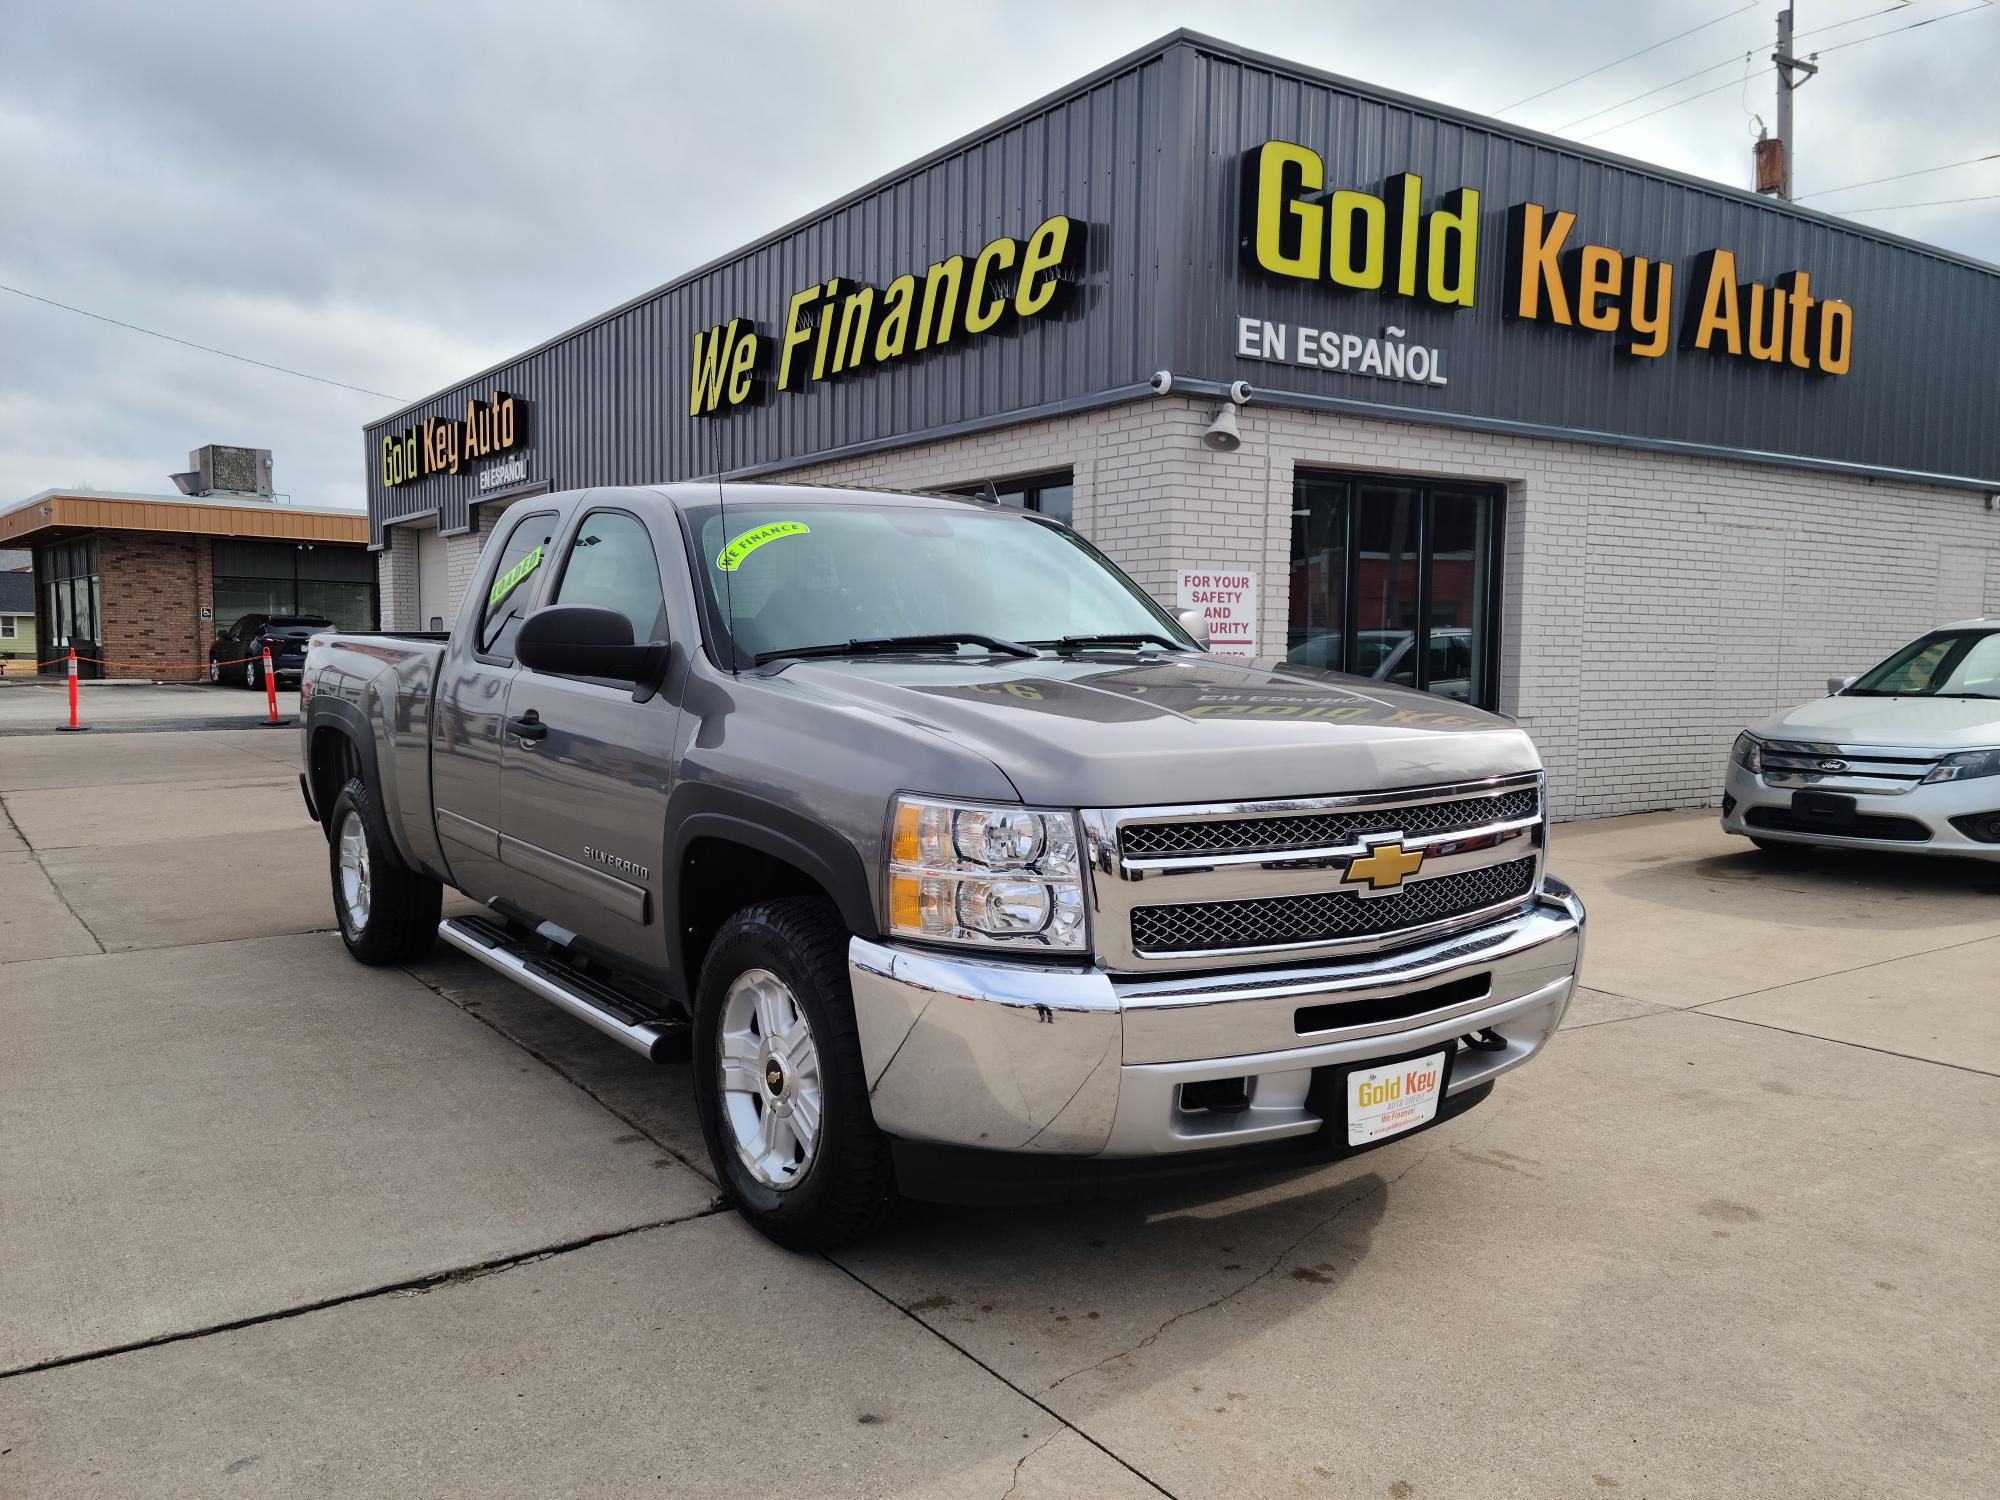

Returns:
0,678,299,734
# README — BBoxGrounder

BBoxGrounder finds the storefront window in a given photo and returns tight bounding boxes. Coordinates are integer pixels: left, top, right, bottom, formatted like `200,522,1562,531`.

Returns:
36,538,100,658
212,540,376,631
948,470,1075,528
1288,471,1502,709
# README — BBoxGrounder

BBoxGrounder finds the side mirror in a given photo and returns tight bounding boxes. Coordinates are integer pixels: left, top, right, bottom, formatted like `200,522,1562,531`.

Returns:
1828,675,1857,695
516,605,668,696
1176,609,1212,650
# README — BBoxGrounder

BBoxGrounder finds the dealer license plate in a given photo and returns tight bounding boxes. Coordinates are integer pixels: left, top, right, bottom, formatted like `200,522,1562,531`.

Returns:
1347,1050,1448,1147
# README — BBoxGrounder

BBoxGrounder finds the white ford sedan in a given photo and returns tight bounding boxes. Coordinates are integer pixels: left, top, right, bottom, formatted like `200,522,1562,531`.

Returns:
1723,620,2000,862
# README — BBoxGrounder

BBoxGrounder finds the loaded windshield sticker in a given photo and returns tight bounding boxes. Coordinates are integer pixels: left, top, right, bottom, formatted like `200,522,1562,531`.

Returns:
717,521,809,571
488,544,543,609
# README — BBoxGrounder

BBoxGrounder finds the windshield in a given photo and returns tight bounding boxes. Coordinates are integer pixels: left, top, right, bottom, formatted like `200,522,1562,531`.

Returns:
682,498,1192,666
1847,627,2000,698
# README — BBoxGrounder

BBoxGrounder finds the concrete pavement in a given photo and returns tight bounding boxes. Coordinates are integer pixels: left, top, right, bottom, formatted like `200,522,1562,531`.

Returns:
1,732,1994,1497
0,678,301,735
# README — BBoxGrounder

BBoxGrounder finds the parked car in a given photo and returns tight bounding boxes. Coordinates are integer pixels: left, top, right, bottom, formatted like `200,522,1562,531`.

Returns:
209,614,333,688
1723,619,2000,860
299,485,1584,1249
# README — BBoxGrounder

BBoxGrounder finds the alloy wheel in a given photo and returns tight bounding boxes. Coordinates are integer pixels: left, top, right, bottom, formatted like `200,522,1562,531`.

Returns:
717,968,823,1189
336,809,371,932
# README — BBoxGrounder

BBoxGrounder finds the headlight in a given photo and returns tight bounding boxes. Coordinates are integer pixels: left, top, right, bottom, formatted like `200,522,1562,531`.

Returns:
886,795,1087,951
1730,733,1764,774
1923,749,2000,784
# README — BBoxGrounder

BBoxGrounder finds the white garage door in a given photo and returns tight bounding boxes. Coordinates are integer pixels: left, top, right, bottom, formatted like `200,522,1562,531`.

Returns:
415,527,448,632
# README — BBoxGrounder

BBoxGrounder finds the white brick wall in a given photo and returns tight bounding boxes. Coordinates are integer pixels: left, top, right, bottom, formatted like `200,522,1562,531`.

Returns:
776,396,2000,819
375,527,419,632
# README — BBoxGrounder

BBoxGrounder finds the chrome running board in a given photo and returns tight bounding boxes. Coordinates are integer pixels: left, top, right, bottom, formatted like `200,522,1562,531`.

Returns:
438,915,686,1063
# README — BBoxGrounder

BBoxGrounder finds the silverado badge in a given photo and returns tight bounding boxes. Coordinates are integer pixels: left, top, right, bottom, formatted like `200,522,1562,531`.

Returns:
1344,839,1425,892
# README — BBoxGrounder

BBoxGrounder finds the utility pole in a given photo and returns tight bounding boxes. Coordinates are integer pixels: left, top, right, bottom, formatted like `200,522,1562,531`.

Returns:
1767,6,1820,200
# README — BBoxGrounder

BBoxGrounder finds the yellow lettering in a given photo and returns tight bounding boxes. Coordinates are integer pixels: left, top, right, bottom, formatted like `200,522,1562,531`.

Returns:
916,256,964,351
1509,203,1574,323
1745,281,1785,362
1817,299,1853,374
1424,187,1478,307
689,321,737,415
727,328,759,403
1327,190,1386,290
1251,141,1324,280
1386,172,1422,297
778,287,819,391
1576,243,1621,331
834,286,875,373
1623,256,1672,358
1779,271,1816,369
812,278,843,381
1688,250,1742,355
874,274,916,360
964,236,1017,334
1014,215,1072,318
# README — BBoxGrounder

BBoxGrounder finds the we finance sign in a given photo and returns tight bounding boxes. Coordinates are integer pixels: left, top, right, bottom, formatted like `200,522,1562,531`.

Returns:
1239,139,1854,379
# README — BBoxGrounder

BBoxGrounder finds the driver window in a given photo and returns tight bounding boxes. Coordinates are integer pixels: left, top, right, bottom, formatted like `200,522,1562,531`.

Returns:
552,510,669,643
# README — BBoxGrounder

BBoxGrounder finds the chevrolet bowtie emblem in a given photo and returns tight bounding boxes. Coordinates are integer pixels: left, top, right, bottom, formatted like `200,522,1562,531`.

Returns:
1344,840,1426,891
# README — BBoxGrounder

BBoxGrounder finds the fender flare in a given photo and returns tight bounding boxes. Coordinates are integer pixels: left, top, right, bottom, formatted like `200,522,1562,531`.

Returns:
303,702,421,869
663,782,877,991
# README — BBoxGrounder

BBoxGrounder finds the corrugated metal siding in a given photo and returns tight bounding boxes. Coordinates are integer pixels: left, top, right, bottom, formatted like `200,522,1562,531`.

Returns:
366,55,1170,542
366,34,2000,542
1176,44,2000,484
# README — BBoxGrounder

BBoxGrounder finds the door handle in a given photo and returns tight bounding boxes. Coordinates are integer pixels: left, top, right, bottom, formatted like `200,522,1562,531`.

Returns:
507,712,548,743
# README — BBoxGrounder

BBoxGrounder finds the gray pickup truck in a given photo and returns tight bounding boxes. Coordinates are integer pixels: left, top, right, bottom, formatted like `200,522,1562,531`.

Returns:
300,483,1583,1248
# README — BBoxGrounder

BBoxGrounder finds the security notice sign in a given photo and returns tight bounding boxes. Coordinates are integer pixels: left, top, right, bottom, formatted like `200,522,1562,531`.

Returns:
1177,567,1257,658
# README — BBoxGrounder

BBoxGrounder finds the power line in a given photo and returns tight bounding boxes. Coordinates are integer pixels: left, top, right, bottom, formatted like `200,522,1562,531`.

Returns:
1798,151,2000,199
1491,4,1757,117
1812,0,1994,55
1550,3,1927,138
0,283,409,402
1581,68,1773,141
1838,191,2000,211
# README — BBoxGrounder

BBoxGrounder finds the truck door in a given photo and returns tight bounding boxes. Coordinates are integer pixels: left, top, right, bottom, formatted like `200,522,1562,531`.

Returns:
496,504,678,963
431,504,562,904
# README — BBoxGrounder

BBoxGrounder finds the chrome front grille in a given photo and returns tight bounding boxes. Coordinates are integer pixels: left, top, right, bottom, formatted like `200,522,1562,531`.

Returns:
1130,857,1539,955
1120,787,1540,859
1757,741,1940,797
1080,772,1547,972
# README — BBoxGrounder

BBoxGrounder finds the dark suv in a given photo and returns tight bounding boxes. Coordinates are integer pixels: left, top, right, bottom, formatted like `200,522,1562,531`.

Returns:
209,614,333,688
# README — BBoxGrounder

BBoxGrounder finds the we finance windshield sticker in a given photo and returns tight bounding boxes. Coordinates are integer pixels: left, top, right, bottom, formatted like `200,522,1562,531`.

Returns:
720,528,812,576
487,544,543,609
717,521,809,572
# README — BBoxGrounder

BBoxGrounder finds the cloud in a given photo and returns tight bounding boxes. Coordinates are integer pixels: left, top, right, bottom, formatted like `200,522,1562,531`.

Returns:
4,0,1994,510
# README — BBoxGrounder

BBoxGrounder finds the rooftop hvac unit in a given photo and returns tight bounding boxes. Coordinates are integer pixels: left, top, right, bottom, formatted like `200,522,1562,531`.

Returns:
169,445,274,498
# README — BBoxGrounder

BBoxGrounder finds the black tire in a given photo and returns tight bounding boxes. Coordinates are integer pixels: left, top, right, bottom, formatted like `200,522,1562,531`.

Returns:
244,657,262,690
692,897,893,1251
327,776,441,965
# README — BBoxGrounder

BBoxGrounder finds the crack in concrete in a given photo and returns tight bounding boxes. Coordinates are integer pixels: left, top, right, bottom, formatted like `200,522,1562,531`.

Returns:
825,1259,1179,1500
399,962,719,1185
0,1203,726,1382
1041,1125,1479,1397
999,1424,1064,1500
0,791,106,954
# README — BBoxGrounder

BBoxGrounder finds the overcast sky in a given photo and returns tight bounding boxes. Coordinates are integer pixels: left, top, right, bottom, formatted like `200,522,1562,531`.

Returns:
3,0,1994,512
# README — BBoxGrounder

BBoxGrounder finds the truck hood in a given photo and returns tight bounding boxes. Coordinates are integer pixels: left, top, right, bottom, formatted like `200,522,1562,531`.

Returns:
1751,693,2000,751
772,652,1540,807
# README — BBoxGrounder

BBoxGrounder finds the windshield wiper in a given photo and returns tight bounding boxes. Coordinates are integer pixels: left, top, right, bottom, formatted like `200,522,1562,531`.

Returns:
754,633,1037,665
1034,633,1190,653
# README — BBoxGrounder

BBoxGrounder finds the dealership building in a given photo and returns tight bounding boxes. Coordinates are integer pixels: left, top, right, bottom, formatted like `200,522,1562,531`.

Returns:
1,447,372,681
363,31,2000,817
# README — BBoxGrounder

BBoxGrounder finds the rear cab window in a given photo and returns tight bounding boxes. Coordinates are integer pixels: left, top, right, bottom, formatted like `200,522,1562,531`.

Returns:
475,509,560,662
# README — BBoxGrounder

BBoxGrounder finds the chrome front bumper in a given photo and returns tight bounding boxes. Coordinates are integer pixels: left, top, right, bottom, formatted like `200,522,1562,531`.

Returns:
1722,759,2000,861
848,879,1584,1159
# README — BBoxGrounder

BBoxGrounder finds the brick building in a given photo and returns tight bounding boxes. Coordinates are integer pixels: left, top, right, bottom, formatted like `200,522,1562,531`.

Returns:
361,32,2000,817
0,480,371,682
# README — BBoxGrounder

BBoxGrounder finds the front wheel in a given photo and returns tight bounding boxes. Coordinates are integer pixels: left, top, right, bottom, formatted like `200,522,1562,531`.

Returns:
208,659,222,685
327,777,441,964
692,897,893,1251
